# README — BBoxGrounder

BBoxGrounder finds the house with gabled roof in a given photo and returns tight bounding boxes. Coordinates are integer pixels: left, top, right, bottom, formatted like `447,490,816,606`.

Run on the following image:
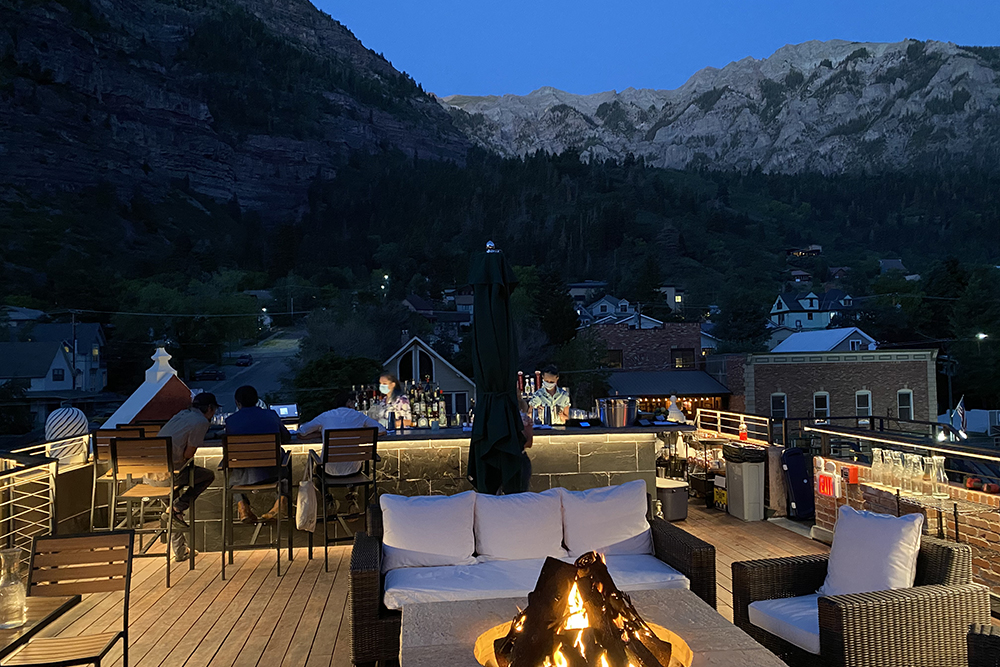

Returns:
769,289,854,331
771,327,877,353
384,336,475,417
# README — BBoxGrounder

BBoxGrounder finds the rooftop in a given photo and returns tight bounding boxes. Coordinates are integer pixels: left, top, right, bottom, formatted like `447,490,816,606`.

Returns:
770,327,875,352
606,370,731,397
0,341,66,379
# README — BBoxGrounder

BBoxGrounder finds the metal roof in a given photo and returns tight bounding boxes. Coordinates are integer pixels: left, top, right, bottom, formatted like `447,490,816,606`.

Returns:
771,327,874,353
606,371,731,397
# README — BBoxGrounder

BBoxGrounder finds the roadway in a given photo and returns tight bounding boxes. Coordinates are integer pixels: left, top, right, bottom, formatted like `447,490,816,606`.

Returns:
187,328,302,412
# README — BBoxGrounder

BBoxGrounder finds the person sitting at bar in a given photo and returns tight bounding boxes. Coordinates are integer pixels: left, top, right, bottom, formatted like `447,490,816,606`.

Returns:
298,392,387,477
224,385,292,523
148,392,218,561
528,364,571,425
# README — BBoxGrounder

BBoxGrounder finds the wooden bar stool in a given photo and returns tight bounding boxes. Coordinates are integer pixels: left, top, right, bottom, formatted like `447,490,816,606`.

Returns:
307,427,379,571
0,530,135,667
221,433,293,579
111,437,194,587
89,426,144,532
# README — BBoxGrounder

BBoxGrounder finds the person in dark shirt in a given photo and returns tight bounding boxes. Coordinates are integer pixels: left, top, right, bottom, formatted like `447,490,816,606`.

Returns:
224,386,291,523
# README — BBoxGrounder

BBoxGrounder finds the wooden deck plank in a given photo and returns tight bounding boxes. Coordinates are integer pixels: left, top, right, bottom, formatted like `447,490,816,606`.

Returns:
231,555,310,667
280,549,346,667
256,553,327,667
307,547,352,667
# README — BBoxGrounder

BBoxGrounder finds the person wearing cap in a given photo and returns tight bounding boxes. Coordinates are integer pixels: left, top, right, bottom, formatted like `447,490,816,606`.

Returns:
148,392,218,561
527,364,571,425
224,385,291,523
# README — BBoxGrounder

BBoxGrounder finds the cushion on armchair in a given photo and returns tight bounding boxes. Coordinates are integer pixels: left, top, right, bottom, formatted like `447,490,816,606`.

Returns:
818,505,924,596
748,595,820,654
380,491,477,572
474,489,568,561
559,479,653,558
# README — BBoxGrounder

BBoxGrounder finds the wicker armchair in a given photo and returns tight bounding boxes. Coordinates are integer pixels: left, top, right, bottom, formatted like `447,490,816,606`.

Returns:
969,624,1000,667
732,536,990,667
349,504,717,666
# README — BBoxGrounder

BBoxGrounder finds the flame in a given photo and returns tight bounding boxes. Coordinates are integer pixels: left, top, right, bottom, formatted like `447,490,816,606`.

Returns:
553,644,568,667
564,582,589,630
599,654,610,667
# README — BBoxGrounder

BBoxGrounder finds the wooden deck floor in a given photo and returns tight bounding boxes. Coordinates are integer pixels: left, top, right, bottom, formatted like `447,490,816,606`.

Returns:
37,544,354,667
32,503,829,666
683,499,830,622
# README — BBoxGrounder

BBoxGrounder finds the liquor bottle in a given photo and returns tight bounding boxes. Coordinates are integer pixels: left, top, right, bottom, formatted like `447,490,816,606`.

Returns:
438,390,448,422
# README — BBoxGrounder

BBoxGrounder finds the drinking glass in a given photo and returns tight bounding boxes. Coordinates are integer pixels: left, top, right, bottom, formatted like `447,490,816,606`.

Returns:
890,451,904,489
932,456,950,498
0,550,25,629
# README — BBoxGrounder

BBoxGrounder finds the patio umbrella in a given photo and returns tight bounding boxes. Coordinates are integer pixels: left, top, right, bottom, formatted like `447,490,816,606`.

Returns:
467,242,526,494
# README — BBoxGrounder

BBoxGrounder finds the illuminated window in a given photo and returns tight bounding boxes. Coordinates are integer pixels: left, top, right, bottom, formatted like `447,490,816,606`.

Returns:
897,390,913,421
671,349,695,369
674,294,683,304
855,391,872,417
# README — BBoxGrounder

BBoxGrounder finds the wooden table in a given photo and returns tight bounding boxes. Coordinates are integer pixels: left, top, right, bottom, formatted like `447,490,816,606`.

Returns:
400,588,785,666
0,596,81,660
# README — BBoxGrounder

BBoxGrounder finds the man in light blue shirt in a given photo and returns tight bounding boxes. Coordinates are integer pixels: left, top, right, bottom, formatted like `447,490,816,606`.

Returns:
528,364,571,424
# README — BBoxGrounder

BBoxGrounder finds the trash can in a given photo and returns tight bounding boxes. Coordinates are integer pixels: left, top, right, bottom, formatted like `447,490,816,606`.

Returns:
655,478,689,521
723,444,767,522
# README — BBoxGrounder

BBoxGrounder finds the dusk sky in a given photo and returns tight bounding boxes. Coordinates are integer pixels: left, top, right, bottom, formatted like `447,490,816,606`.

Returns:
318,0,1000,97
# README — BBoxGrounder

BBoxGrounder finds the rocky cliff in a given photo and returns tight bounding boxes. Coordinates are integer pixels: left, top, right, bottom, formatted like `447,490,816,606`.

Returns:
443,40,1000,173
0,0,469,216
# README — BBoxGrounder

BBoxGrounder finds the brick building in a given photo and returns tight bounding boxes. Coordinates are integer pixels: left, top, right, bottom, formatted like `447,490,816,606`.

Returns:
592,322,701,370
743,349,938,422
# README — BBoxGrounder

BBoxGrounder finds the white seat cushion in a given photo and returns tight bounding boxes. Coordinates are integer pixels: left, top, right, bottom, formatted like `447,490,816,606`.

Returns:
474,489,567,561
382,554,689,610
819,505,924,596
380,491,477,572
748,594,820,655
558,480,653,558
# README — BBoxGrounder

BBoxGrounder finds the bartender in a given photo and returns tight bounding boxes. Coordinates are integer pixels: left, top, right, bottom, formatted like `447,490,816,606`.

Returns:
372,372,411,427
528,364,571,425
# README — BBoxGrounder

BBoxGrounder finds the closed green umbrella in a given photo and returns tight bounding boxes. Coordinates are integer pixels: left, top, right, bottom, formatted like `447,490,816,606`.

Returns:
467,242,525,494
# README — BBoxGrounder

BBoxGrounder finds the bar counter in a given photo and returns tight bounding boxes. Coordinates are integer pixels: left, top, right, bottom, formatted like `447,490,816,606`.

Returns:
186,426,661,549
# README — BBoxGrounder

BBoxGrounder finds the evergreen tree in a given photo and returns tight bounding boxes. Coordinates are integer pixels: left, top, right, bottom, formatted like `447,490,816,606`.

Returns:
534,268,579,346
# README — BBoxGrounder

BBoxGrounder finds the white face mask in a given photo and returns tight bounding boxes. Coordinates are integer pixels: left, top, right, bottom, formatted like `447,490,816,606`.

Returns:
542,381,557,390
379,384,391,395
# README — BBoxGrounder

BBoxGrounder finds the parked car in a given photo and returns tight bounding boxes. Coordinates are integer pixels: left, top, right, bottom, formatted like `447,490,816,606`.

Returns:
236,354,254,367
193,369,226,381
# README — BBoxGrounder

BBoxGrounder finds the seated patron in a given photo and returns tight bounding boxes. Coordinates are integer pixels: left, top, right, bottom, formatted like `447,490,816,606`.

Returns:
224,386,291,523
298,392,386,477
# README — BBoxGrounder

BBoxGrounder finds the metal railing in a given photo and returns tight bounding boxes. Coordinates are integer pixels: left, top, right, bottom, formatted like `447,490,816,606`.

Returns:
695,409,774,445
0,449,58,560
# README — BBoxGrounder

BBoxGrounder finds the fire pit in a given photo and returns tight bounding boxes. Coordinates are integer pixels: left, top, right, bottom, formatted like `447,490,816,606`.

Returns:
473,552,693,667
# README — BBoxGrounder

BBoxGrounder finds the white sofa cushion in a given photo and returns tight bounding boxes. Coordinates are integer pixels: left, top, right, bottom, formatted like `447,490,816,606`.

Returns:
559,480,653,558
818,505,924,596
748,594,820,655
474,489,567,561
380,491,477,573
382,554,689,610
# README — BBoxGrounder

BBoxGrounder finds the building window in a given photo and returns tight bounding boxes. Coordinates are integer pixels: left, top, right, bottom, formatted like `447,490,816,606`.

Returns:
795,319,802,328
674,294,683,304
398,351,414,383
606,350,623,369
52,368,65,382
619,304,628,312
418,350,434,382
778,314,785,325
807,312,814,321
600,305,608,313
671,349,696,369
770,393,787,419
849,339,862,351
92,344,100,357
897,390,913,421
813,392,830,420
855,391,872,417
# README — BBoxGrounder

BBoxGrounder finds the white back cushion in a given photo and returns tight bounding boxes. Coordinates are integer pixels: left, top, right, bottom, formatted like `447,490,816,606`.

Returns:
475,490,567,561
381,491,477,572
559,480,653,558
818,505,924,596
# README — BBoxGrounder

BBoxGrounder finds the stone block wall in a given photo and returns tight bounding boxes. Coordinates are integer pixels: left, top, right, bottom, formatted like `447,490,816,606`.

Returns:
814,459,1000,595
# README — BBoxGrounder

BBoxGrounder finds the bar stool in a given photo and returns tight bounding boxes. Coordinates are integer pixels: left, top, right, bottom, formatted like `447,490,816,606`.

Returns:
221,433,293,579
307,427,379,571
89,426,145,531
111,436,194,587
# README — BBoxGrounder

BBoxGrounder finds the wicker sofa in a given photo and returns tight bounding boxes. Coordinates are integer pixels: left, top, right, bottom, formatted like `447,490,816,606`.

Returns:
732,536,990,667
349,501,716,666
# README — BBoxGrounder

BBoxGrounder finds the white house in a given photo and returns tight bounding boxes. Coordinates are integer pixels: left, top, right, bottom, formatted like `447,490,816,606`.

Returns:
771,327,877,353
587,295,635,318
0,342,74,393
383,337,476,416
24,322,107,392
769,289,854,331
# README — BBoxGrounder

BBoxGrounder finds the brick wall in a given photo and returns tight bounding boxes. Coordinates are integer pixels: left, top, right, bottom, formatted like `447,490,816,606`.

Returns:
745,350,937,421
594,323,702,370
815,459,1000,595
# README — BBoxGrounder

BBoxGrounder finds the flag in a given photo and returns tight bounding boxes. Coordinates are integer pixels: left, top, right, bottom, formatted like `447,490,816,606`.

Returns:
956,396,967,433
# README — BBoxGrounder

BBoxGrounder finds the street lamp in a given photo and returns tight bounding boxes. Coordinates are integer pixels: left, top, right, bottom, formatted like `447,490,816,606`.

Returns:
977,332,988,353
977,333,988,340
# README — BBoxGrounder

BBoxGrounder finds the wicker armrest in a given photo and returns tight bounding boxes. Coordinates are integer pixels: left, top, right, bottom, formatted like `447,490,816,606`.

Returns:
732,555,829,632
916,536,973,586
819,584,990,666
367,502,384,539
649,517,717,609
969,623,1000,667
349,530,401,663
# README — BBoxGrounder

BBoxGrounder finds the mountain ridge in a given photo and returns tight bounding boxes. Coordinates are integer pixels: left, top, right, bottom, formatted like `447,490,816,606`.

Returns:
442,39,1000,174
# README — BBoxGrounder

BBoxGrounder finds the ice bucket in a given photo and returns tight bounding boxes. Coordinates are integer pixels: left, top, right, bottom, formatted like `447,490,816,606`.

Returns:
597,397,638,428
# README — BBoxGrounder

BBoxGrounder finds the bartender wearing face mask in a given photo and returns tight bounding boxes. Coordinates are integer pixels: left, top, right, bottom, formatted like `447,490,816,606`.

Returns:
528,364,571,425
375,373,411,426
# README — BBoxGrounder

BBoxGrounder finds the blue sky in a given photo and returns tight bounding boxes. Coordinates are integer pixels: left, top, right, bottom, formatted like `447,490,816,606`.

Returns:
315,0,1000,97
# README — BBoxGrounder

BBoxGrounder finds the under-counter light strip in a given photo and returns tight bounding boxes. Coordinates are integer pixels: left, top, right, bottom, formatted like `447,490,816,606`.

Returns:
802,426,1000,463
